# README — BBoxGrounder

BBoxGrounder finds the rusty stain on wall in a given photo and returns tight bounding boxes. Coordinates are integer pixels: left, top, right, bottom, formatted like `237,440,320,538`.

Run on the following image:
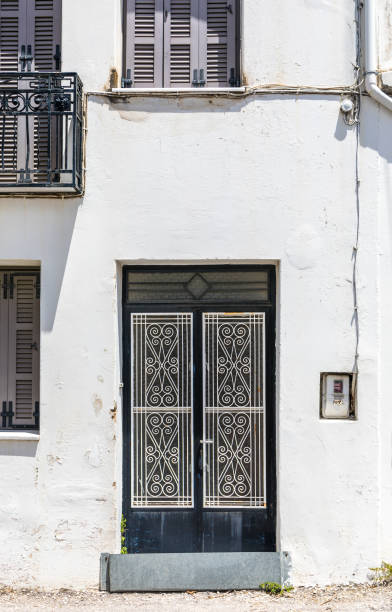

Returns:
93,394,103,414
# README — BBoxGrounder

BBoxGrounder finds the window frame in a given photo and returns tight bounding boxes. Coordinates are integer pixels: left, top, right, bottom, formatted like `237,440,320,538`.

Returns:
0,267,40,432
122,0,242,90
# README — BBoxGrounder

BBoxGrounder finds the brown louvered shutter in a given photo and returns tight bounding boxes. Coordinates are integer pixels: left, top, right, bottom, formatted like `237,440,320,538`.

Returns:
0,0,61,73
125,0,164,87
0,0,24,71
199,0,237,87
163,0,198,87
28,0,61,72
0,0,25,182
0,273,8,418
0,1,61,183
7,273,40,427
27,0,61,181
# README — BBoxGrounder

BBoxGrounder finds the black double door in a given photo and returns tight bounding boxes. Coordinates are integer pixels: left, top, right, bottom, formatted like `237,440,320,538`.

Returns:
123,267,276,554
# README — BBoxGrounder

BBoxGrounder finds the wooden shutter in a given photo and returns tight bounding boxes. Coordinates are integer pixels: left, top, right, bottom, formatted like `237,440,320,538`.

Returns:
26,1,61,182
125,0,164,87
163,0,198,87
0,0,25,71
0,0,25,182
199,0,237,87
0,1,61,183
0,273,8,418
0,0,61,73
7,273,39,427
28,0,61,72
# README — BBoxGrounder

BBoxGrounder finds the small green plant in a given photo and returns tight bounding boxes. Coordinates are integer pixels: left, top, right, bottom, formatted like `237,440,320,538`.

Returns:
370,561,392,584
259,582,294,596
121,514,128,555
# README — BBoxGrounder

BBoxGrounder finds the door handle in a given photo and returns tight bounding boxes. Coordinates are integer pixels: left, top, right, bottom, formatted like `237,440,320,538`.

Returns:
197,443,203,473
198,440,213,474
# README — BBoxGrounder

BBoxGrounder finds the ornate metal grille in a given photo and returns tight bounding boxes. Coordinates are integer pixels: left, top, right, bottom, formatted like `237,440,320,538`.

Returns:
131,313,193,508
0,73,83,193
203,313,266,508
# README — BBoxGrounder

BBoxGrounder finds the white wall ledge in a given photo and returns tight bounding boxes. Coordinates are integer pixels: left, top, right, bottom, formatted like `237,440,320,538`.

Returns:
0,431,40,441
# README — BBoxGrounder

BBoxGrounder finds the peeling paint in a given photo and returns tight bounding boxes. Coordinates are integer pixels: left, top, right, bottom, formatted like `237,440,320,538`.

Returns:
84,441,104,468
92,394,103,414
47,455,63,466
118,110,149,122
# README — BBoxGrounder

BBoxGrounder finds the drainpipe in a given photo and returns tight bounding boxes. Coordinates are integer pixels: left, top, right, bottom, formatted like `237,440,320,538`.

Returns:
365,0,392,111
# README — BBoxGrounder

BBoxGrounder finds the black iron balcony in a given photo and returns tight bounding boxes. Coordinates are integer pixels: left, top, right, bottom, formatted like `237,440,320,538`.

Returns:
0,72,83,194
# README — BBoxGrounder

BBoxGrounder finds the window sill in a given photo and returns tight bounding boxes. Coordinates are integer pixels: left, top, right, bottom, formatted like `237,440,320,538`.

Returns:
90,86,247,97
0,431,40,441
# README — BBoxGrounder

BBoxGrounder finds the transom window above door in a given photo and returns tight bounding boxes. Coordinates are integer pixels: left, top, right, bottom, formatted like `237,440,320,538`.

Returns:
123,0,240,88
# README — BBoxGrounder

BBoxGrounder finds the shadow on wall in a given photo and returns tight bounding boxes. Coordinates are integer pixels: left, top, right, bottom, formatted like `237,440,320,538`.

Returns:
334,110,355,142
92,92,349,117
0,197,80,332
0,441,38,458
360,99,392,242
97,94,249,115
361,99,392,164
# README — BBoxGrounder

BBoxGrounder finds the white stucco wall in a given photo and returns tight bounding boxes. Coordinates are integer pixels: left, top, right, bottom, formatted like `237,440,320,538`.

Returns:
0,0,391,588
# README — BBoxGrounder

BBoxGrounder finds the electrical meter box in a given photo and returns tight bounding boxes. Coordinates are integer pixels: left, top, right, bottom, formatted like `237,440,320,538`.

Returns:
320,373,354,419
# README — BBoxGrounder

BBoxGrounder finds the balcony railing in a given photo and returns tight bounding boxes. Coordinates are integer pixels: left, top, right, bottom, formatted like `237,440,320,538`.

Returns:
0,72,83,194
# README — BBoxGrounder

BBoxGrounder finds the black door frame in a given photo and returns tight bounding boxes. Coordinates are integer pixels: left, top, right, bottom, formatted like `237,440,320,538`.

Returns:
122,264,277,553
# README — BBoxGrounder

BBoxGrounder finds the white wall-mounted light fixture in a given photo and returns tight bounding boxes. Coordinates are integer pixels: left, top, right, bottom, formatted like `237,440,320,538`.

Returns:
340,98,354,114
320,373,356,420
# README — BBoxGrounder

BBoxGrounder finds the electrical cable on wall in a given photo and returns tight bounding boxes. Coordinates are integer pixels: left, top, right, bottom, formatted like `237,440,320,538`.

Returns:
351,0,362,406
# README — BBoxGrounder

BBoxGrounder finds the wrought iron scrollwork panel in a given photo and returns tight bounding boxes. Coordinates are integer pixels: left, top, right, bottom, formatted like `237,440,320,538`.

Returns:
131,314,193,508
0,72,82,192
203,313,266,508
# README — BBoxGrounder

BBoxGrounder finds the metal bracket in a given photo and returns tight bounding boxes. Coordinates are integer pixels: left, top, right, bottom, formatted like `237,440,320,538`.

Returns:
121,69,133,88
9,275,14,299
1,401,14,428
20,45,33,72
54,94,71,112
192,69,206,87
54,45,61,71
3,274,8,299
33,402,40,429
